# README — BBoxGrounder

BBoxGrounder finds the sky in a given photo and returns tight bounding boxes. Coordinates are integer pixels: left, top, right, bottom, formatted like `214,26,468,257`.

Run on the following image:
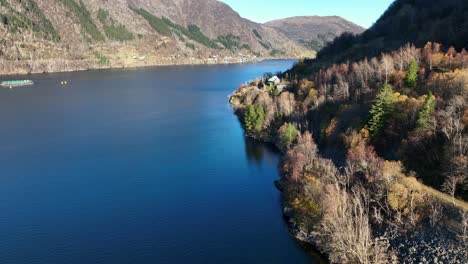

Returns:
218,0,395,28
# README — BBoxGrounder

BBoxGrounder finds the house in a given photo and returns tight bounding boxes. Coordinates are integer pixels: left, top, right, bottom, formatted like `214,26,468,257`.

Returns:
266,76,281,86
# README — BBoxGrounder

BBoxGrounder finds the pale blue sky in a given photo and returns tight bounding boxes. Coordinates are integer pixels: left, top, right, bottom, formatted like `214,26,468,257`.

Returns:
219,0,395,28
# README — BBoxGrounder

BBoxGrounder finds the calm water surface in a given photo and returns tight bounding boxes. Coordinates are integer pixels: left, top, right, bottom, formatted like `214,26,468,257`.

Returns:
0,61,322,263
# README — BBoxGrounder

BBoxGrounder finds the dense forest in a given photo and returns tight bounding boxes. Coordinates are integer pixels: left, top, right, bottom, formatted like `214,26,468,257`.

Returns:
299,0,468,70
230,0,468,263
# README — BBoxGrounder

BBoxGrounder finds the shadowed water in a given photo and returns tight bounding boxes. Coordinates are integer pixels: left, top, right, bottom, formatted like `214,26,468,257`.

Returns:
0,61,322,263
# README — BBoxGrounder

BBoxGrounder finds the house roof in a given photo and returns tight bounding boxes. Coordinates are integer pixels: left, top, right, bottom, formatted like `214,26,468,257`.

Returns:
268,76,280,83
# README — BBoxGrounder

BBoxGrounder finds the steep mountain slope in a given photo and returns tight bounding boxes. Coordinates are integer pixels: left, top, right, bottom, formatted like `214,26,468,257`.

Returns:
314,0,468,64
129,0,304,54
265,16,365,51
0,0,312,75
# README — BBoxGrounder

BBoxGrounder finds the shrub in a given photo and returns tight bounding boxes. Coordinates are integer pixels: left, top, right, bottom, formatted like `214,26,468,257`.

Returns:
278,123,299,150
94,52,109,65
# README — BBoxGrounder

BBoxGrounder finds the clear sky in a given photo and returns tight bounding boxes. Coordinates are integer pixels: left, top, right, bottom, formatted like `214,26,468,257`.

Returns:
218,0,395,28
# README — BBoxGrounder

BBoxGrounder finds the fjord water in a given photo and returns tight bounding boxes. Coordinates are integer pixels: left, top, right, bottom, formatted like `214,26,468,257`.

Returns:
0,61,319,263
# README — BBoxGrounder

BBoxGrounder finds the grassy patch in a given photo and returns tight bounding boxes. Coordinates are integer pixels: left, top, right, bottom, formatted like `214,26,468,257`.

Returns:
60,0,104,41
94,51,109,65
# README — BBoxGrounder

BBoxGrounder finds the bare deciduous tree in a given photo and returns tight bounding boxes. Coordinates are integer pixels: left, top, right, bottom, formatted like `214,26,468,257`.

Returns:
442,175,467,205
457,210,468,244
319,185,391,264
428,199,443,227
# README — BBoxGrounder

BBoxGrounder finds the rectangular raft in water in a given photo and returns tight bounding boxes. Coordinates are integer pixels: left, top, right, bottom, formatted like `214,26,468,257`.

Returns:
0,80,34,87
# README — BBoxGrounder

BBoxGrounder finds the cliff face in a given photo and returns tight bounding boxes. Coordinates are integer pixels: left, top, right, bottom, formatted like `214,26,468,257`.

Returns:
266,16,365,51
0,0,313,75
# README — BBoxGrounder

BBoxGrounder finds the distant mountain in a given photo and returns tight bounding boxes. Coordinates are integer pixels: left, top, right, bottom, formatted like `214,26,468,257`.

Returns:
126,0,309,55
316,0,468,64
265,16,365,51
0,0,313,75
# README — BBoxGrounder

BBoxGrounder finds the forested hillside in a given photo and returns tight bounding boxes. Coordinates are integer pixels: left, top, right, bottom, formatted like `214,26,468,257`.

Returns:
232,41,467,264
306,0,468,67
230,0,468,263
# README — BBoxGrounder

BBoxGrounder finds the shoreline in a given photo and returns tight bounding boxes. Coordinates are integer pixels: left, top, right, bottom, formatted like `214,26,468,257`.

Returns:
229,80,468,263
0,56,301,78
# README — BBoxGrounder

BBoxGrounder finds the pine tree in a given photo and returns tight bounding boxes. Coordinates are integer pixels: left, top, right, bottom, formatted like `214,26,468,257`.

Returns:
417,92,436,129
368,84,397,140
245,105,257,133
254,104,265,132
279,123,299,150
405,59,419,87
244,104,265,133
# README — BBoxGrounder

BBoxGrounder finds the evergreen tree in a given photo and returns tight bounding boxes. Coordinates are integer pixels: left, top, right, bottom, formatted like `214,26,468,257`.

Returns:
368,84,397,140
254,104,265,132
405,59,419,87
245,105,257,133
417,92,436,129
279,123,299,150
244,104,265,133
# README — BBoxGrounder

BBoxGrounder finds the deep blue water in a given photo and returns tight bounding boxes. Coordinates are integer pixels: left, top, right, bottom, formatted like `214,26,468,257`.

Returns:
0,60,321,263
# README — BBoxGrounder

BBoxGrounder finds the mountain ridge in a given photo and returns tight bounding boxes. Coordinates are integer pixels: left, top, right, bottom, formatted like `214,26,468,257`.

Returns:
313,0,468,65
0,0,314,75
265,15,365,51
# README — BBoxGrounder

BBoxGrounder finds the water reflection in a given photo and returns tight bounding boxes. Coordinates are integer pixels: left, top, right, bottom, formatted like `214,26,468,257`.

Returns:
244,137,281,167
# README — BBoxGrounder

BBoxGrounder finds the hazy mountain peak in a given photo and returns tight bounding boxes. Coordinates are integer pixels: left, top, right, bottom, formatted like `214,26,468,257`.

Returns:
265,15,365,51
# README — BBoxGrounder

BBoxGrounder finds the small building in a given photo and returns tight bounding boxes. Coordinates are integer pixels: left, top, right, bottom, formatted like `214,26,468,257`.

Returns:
266,76,281,86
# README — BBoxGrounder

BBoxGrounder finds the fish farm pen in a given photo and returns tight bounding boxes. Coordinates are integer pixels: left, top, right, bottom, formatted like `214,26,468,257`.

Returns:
0,80,34,87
